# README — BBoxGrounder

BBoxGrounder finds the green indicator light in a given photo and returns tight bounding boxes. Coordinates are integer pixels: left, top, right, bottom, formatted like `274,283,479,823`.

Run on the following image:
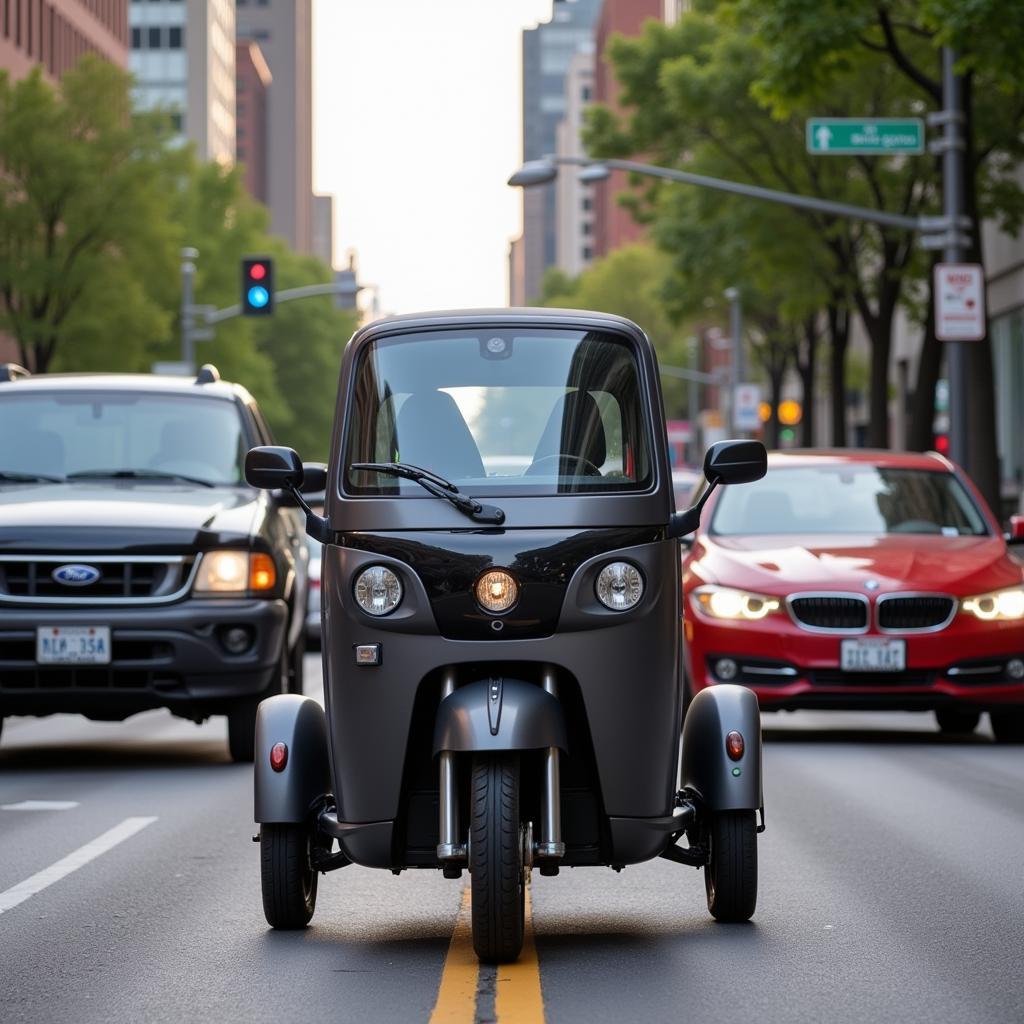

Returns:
731,767,742,777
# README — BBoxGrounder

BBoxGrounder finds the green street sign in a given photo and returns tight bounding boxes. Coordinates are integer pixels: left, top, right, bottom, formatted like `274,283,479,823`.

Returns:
806,118,925,155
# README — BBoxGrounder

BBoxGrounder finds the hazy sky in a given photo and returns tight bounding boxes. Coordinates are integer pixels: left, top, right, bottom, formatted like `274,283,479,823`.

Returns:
312,0,553,316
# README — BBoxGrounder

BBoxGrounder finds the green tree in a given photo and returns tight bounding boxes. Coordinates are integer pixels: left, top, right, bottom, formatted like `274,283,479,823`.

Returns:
584,8,940,450
0,57,180,373
741,0,1024,508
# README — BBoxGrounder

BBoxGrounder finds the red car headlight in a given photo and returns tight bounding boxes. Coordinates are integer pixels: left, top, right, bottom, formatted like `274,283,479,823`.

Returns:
961,586,1024,622
693,585,781,622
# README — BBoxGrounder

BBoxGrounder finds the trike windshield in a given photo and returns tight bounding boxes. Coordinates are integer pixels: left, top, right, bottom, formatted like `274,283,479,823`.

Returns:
343,329,653,496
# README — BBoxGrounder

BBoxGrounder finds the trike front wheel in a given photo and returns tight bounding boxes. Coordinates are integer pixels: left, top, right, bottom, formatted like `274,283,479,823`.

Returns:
469,753,525,963
260,823,318,929
704,810,757,922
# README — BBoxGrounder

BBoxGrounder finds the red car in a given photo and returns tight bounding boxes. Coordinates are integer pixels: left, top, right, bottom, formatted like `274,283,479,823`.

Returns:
682,450,1024,741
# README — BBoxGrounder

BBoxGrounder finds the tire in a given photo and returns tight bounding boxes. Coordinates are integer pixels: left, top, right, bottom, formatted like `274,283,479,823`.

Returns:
227,700,258,763
260,823,318,929
935,709,980,735
470,753,525,963
990,709,1024,743
705,810,757,922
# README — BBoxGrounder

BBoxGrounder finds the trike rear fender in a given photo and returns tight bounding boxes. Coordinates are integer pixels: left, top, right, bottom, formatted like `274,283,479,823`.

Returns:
254,694,331,823
433,677,567,754
680,684,763,812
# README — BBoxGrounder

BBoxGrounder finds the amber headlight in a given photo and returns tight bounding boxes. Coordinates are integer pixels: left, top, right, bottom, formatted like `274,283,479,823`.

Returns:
595,562,644,611
194,551,276,594
961,587,1024,622
354,565,403,616
693,585,780,621
476,569,519,614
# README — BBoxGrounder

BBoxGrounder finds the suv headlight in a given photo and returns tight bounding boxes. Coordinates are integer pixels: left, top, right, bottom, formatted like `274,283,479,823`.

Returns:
693,585,780,621
194,551,277,594
961,586,1024,622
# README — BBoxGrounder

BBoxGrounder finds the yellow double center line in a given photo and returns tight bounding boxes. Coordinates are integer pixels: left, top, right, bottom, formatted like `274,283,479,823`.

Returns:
429,886,545,1023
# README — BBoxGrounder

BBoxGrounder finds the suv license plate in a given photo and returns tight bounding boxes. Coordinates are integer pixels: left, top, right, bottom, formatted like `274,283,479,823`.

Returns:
840,638,906,672
37,626,111,665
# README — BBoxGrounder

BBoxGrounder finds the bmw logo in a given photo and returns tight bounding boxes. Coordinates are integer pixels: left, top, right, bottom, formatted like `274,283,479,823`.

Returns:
864,579,881,591
52,564,102,587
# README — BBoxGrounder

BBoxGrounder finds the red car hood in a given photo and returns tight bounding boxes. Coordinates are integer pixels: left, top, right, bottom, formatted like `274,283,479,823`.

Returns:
697,534,1023,596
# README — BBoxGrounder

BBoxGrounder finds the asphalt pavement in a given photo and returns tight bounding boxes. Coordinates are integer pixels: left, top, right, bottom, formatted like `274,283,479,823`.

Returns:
2,654,1023,1024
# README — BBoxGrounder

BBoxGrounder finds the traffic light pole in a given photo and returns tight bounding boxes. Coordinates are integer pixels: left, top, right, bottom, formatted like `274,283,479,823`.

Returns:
180,248,198,368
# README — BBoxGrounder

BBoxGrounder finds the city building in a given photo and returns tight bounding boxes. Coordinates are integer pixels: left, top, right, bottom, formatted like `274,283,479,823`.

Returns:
311,192,334,269
235,39,271,204
516,0,602,304
591,0,663,261
0,0,128,80
236,0,314,254
508,235,526,307
130,0,236,165
554,44,595,277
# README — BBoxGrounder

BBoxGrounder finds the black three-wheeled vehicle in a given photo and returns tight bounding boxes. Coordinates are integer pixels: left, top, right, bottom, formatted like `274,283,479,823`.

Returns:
245,310,768,962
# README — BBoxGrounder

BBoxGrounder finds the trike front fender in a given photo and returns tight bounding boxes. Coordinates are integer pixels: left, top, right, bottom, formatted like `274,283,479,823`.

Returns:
254,694,331,823
680,684,763,812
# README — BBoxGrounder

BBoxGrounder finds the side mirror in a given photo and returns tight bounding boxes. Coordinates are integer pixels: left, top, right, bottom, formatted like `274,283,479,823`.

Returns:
703,439,768,486
245,446,304,490
1006,514,1024,545
668,439,767,539
300,462,328,495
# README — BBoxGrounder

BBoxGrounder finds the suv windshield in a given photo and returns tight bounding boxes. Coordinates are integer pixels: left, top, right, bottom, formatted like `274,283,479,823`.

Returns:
712,465,988,537
0,391,246,486
343,329,653,495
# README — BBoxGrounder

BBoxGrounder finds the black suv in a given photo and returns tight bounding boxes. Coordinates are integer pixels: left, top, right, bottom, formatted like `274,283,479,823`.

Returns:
0,364,310,761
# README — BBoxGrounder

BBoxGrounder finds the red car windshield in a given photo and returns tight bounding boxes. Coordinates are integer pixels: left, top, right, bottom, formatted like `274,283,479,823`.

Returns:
712,465,988,537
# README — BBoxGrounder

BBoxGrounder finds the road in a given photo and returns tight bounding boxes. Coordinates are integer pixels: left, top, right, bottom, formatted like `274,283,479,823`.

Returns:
2,654,1023,1024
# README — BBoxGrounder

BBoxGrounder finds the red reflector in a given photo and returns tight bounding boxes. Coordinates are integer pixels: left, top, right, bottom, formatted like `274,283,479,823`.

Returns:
725,731,744,761
270,741,288,772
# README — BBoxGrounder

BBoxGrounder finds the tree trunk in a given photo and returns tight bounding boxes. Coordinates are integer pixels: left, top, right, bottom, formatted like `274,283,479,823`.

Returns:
797,315,817,447
907,259,942,451
827,301,850,447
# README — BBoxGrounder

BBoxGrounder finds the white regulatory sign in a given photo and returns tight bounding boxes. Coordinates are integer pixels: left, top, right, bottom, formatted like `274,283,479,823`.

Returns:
934,263,985,341
733,383,763,432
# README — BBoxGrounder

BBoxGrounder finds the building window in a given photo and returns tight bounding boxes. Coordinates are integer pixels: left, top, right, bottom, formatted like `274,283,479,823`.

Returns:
583,247,593,261
581,222,592,236
131,26,141,47
581,86,592,102
582,197,592,211
147,26,161,47
170,112,183,131
168,26,182,48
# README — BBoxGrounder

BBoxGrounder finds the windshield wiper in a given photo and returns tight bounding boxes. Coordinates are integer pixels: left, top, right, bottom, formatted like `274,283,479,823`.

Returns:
0,470,64,483
350,462,505,525
66,469,218,489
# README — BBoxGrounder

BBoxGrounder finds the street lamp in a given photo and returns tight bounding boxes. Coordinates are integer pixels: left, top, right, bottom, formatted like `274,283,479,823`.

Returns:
723,287,744,436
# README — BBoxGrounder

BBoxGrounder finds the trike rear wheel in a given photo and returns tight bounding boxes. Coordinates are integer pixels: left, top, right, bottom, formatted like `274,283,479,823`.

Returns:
469,753,525,963
260,823,318,929
704,810,757,922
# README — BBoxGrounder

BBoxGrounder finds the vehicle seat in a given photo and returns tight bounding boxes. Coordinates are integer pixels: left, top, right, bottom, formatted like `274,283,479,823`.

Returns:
394,391,485,480
9,428,65,478
530,390,606,471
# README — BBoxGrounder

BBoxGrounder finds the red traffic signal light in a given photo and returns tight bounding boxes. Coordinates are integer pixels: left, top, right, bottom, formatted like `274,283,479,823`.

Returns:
241,257,274,316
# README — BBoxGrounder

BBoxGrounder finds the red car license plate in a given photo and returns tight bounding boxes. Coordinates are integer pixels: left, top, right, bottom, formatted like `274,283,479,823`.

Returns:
840,638,906,672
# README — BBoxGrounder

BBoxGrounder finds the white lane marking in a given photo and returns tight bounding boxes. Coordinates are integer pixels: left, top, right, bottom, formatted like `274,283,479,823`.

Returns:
1,801,80,811
0,816,157,915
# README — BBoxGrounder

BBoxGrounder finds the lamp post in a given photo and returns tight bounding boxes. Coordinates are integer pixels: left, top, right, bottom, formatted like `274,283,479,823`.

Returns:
723,287,743,436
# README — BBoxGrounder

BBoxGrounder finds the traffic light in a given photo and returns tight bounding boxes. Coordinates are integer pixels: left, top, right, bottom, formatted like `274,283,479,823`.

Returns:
241,257,274,316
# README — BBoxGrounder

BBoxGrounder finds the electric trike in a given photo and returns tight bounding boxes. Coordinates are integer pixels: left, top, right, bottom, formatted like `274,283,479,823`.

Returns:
244,309,768,962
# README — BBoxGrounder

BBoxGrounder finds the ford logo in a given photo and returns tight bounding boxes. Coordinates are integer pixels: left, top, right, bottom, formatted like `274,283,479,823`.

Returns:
52,564,102,587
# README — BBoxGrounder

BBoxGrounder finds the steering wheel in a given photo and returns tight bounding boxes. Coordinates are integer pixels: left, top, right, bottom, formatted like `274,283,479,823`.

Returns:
524,453,603,477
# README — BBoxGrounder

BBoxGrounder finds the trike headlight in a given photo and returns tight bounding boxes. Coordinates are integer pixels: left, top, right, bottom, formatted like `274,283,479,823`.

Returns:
961,586,1024,622
693,585,780,621
354,565,403,616
595,562,644,611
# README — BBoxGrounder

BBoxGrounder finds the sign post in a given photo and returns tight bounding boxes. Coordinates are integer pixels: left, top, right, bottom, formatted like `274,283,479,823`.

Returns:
806,118,925,155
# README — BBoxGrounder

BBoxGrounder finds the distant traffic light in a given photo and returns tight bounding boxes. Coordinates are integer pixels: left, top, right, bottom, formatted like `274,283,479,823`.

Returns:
241,257,274,316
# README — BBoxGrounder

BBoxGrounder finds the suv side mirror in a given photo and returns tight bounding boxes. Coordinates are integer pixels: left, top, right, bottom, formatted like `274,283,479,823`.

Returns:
245,446,304,490
668,439,767,539
1007,514,1024,545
